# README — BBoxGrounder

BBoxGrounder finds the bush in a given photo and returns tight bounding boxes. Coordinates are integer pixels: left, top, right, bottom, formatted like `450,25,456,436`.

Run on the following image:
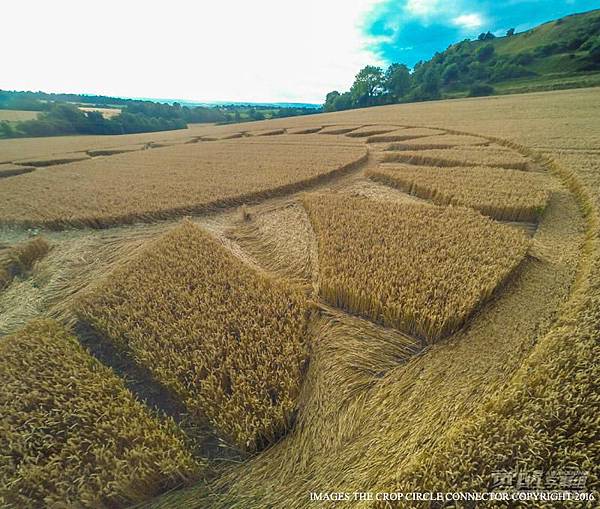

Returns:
442,63,459,84
512,52,535,66
534,42,562,57
589,39,600,63
492,63,533,82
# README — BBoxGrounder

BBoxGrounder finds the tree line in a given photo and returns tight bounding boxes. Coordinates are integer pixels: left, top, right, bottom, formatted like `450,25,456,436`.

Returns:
0,93,320,138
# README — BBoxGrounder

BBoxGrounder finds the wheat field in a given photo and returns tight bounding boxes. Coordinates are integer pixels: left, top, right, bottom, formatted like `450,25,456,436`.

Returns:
368,163,551,221
0,319,201,509
0,87,599,508
0,237,50,290
381,146,530,169
78,221,312,452
0,110,39,122
302,193,529,341
0,136,366,228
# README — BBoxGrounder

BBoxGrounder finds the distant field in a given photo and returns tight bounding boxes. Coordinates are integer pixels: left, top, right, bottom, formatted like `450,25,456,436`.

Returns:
0,124,212,163
0,122,292,163
0,134,366,228
78,106,121,118
0,109,39,122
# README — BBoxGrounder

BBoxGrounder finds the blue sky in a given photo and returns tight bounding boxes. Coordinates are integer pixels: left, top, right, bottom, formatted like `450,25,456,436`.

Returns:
3,0,598,103
362,0,600,68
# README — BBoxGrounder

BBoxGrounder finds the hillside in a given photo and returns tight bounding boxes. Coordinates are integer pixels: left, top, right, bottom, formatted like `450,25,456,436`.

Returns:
443,8,600,95
325,9,600,111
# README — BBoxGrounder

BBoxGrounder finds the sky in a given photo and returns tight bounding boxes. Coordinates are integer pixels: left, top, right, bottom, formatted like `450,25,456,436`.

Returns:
3,0,598,104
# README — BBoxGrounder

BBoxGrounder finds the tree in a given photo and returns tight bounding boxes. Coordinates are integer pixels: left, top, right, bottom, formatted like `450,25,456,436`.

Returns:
333,92,353,111
506,28,515,37
477,44,495,62
322,90,353,112
384,63,411,101
248,109,265,121
411,67,441,101
442,63,459,84
0,121,16,138
350,65,384,107
324,91,341,112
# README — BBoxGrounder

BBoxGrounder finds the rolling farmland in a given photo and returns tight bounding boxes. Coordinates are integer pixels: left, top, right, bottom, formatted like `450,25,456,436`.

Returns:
0,87,599,508
0,110,39,122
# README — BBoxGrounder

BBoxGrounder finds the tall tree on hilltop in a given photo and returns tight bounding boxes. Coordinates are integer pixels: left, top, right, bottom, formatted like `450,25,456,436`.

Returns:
350,66,384,107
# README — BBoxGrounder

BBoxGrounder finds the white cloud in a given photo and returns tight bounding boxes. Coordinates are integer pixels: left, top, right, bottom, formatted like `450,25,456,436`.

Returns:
452,13,485,30
405,0,443,17
3,0,386,103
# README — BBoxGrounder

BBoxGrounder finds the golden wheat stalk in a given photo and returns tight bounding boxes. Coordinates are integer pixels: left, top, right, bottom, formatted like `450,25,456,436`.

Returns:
78,220,313,452
0,319,201,509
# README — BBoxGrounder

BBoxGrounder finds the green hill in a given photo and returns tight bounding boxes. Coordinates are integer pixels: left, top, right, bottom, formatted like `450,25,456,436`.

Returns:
325,9,600,111
445,9,600,95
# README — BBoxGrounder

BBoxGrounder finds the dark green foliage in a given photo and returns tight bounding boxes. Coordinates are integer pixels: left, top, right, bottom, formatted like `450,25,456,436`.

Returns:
417,68,442,100
272,107,316,119
124,101,226,123
534,42,563,57
324,91,353,112
478,31,496,41
491,62,533,82
468,83,495,97
442,63,459,84
512,52,535,65
0,91,320,137
477,44,495,62
384,63,412,101
324,91,341,112
589,38,600,63
10,103,187,138
0,121,16,138
350,66,385,107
